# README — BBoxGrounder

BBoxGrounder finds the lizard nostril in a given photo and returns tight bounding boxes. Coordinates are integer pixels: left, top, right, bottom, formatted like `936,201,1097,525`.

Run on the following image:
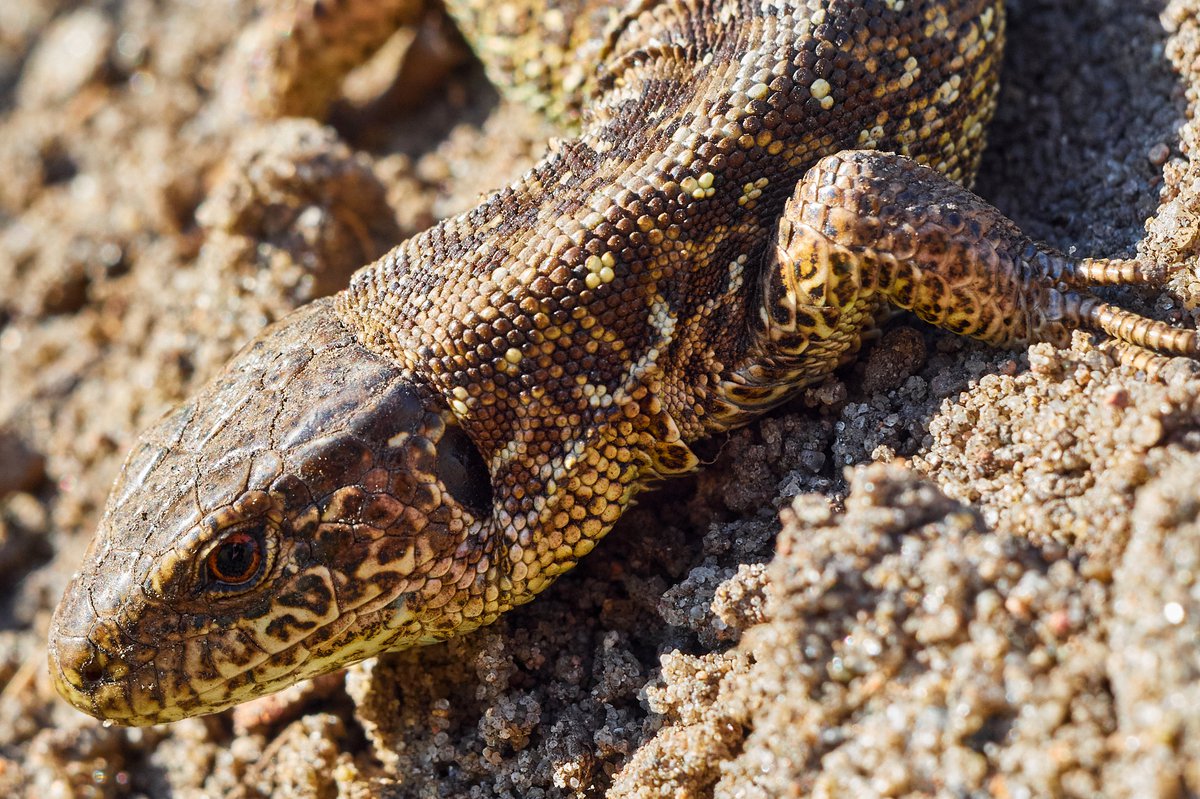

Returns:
49,633,98,691
51,636,113,692
78,652,106,687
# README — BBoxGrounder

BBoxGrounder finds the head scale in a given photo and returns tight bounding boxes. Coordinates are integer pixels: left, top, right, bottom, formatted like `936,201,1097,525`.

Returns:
48,298,496,725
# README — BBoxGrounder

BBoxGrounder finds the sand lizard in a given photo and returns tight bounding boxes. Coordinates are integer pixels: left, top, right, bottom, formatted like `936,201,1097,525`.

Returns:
49,0,1199,725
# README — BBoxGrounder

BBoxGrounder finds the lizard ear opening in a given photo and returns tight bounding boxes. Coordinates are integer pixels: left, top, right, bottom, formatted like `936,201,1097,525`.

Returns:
435,423,493,518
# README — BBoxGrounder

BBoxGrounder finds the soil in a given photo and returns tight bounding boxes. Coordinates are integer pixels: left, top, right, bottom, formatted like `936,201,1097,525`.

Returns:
1,0,1199,797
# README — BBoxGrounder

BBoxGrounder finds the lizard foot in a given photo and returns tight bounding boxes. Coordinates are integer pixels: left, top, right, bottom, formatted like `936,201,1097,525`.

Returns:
735,150,1197,403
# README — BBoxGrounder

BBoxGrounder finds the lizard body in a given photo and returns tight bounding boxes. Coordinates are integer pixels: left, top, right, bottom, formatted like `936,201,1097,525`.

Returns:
49,0,1198,725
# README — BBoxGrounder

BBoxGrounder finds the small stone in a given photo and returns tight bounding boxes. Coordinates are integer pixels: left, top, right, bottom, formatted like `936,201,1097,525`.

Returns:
861,327,927,394
0,430,45,497
17,9,114,107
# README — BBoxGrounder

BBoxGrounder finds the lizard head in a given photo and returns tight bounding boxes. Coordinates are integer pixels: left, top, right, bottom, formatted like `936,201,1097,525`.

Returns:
48,297,496,725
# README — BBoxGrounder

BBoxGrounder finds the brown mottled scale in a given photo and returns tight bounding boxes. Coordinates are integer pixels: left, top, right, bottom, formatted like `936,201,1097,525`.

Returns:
49,0,1198,725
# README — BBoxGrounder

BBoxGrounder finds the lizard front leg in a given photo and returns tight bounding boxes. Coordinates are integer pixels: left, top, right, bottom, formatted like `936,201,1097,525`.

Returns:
720,150,1199,414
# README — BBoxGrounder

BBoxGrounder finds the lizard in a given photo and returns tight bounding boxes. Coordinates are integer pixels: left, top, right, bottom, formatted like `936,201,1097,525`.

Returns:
48,0,1199,726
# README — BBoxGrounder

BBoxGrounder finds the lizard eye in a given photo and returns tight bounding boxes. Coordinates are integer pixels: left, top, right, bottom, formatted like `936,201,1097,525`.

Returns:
205,529,265,590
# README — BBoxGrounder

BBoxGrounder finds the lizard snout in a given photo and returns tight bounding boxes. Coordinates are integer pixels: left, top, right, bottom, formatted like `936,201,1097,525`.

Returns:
48,595,152,722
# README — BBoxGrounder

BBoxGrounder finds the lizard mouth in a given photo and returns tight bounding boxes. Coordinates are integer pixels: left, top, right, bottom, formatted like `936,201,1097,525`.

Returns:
48,586,421,725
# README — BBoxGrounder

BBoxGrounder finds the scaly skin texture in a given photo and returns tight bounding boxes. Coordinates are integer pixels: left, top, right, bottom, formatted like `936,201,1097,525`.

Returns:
49,0,1198,725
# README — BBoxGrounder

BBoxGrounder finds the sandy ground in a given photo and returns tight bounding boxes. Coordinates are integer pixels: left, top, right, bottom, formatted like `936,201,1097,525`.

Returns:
1,0,1199,796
